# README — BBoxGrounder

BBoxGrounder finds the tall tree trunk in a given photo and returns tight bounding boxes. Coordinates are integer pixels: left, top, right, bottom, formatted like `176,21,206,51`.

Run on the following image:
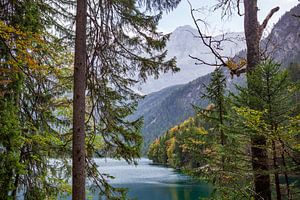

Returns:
72,0,87,199
244,0,271,199
272,141,281,200
218,87,225,171
244,0,260,72
280,142,291,199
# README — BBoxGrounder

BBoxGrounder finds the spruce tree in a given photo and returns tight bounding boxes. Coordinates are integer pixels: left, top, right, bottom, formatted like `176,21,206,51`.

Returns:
194,69,251,199
72,0,87,199
231,60,300,199
82,0,181,197
194,68,229,177
0,1,73,198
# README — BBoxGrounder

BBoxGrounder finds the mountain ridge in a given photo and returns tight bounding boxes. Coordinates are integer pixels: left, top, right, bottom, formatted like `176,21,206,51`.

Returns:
133,3,300,153
138,25,245,94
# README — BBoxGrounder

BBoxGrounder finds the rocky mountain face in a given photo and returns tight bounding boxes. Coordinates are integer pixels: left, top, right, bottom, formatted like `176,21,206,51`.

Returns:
135,75,211,150
267,4,300,64
133,4,300,153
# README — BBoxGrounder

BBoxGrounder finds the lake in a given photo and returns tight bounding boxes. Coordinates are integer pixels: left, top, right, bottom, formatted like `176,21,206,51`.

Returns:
91,158,211,200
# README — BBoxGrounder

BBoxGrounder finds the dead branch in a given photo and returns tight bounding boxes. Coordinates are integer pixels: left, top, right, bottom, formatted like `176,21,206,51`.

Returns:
260,30,284,62
188,1,228,67
259,7,280,38
188,0,247,77
237,0,244,16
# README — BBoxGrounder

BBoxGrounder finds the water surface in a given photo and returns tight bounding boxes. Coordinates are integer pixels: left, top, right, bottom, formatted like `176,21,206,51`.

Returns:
92,158,211,200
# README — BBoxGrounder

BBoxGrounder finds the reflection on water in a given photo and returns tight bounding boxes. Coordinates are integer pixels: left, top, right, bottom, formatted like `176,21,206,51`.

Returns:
92,158,211,200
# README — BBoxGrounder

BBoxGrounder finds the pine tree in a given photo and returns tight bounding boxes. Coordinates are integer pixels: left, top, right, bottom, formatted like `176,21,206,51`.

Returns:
193,69,251,199
0,1,73,198
243,2,279,199
1,0,182,198
72,0,87,199
199,68,227,147
231,60,300,199
194,68,229,177
82,0,181,198
190,1,281,198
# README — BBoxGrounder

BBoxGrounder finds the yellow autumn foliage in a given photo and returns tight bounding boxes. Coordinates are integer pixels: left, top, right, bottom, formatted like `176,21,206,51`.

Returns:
170,126,179,133
0,20,71,77
0,20,72,96
226,58,247,71
189,138,205,145
194,127,208,135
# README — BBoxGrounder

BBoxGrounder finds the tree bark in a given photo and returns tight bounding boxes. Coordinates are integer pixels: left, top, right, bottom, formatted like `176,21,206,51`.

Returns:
280,142,291,199
218,82,225,170
272,141,281,200
72,0,87,199
244,0,260,72
244,0,271,199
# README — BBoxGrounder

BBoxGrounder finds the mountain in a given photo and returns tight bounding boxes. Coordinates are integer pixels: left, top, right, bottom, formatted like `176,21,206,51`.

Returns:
133,4,300,153
134,69,244,153
137,25,245,94
135,74,210,150
267,4,300,64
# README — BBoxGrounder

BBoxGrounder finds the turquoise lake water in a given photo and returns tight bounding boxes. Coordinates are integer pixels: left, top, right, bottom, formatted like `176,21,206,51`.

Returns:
91,158,211,200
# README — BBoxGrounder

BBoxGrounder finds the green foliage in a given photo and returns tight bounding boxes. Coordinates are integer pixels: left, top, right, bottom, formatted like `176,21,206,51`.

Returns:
139,0,181,12
288,62,300,83
148,117,207,169
0,100,22,200
148,61,300,199
0,0,73,199
218,61,300,199
0,0,183,198
1,0,182,198
83,0,182,197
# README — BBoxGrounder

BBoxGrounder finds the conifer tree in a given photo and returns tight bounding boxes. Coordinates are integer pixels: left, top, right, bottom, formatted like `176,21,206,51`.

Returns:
0,1,73,198
189,1,282,198
193,69,252,199
1,0,182,198
194,68,228,175
231,60,300,199
199,68,227,146
72,0,87,199
72,0,182,198
147,61,300,199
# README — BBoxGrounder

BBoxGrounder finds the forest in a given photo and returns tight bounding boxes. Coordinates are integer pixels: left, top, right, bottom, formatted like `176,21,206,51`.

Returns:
1,0,300,200
148,62,300,199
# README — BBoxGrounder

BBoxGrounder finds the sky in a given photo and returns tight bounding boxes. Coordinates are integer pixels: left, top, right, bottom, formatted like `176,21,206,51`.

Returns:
158,0,299,35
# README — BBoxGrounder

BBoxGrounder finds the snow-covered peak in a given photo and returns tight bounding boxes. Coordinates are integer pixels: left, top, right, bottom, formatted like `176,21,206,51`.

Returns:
138,26,246,94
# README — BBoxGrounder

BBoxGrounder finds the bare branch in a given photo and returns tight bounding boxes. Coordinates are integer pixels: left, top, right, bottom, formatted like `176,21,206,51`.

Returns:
237,0,244,16
213,0,245,18
213,0,232,18
189,54,226,67
187,0,247,77
260,31,284,62
259,7,280,38
188,0,228,67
